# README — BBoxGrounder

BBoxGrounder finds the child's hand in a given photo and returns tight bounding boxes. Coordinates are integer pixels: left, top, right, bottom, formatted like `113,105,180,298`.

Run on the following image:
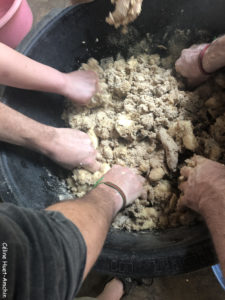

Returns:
62,70,98,106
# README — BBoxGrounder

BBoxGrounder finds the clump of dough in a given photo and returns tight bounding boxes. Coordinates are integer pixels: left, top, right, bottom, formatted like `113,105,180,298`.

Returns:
168,120,198,151
149,167,165,182
158,128,178,171
115,114,137,141
106,0,143,32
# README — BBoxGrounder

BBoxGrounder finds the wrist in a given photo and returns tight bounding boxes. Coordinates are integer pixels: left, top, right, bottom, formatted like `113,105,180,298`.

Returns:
203,38,225,73
48,70,67,96
95,184,124,216
27,125,56,156
199,188,225,217
58,72,71,98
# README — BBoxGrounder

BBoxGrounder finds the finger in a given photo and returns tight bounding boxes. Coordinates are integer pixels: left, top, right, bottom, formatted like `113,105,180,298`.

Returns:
85,160,101,173
180,166,192,177
175,60,186,78
88,70,98,78
190,43,208,50
96,78,100,93
90,71,99,93
83,155,100,173
178,177,184,185
187,78,199,87
175,59,181,72
189,44,200,49
177,195,186,211
141,189,147,200
113,164,124,170
130,167,140,174
178,181,187,192
91,149,97,157
138,175,145,185
193,155,207,165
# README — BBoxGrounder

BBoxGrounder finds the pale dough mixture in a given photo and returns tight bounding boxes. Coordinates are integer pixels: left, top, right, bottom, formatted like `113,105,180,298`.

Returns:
63,39,225,231
106,0,143,32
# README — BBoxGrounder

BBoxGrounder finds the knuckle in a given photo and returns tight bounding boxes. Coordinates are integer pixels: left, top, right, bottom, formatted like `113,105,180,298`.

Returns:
175,59,181,68
91,150,97,158
83,157,93,166
113,165,120,169
181,49,189,56
81,131,88,138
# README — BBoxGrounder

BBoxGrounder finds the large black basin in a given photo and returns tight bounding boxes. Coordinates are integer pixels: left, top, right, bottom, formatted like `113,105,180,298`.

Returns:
1,0,224,278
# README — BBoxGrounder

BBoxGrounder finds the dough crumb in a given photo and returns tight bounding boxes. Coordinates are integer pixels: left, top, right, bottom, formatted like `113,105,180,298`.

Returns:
169,120,198,151
149,167,165,182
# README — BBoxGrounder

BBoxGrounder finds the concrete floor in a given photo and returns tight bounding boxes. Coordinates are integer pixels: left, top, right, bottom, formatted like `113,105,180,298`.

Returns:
27,0,225,299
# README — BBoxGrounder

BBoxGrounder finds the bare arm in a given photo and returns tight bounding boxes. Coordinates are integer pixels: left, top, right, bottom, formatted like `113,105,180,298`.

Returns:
179,156,225,276
175,35,225,86
0,42,98,105
201,193,225,277
46,165,145,278
0,102,99,171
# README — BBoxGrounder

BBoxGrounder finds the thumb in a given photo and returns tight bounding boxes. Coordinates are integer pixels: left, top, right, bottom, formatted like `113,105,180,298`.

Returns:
85,160,101,173
138,175,145,185
175,59,183,75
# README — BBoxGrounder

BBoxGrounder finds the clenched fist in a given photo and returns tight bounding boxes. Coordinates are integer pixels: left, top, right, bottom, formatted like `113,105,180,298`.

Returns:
62,70,98,105
175,44,210,86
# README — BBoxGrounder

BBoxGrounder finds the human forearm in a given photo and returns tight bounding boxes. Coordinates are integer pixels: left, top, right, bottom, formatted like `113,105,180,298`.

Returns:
0,102,54,152
0,43,66,95
200,193,225,277
203,35,225,73
46,184,122,278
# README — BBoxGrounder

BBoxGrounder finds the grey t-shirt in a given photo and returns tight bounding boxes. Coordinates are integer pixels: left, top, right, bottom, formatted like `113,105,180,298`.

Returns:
0,203,86,300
